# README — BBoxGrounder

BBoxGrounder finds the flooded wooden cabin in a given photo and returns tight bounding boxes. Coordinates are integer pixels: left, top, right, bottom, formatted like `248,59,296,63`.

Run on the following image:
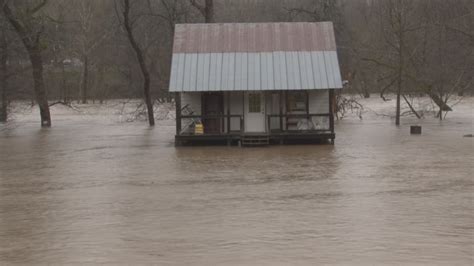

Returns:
169,22,343,146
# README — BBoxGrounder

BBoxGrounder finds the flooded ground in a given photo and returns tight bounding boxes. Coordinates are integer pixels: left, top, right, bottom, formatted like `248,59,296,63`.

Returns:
0,96,473,265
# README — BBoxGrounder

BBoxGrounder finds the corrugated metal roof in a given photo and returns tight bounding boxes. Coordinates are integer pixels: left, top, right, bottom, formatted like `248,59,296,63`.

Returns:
169,22,343,92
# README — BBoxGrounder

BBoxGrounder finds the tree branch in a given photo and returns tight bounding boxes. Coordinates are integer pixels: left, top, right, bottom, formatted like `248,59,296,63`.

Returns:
402,95,421,119
1,1,33,48
29,0,48,15
189,0,205,17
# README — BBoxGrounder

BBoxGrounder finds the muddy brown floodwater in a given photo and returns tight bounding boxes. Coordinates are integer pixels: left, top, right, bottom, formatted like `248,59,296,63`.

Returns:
0,97,473,265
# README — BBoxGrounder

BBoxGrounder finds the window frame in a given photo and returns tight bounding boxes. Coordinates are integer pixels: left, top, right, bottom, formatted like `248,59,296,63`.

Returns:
248,93,262,113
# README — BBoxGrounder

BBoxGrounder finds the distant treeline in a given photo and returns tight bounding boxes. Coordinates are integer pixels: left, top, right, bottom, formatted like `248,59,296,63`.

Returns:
0,0,472,124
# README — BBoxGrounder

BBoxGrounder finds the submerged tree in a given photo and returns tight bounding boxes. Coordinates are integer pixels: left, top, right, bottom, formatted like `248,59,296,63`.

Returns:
119,0,155,126
0,20,7,122
75,0,115,104
351,0,472,122
414,0,473,120
1,0,51,127
357,0,423,125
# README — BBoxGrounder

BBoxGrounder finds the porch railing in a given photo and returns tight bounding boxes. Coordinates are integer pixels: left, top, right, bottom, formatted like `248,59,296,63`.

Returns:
267,113,334,133
179,114,243,135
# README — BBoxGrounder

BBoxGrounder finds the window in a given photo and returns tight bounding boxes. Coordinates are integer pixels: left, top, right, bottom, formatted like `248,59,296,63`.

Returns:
248,93,261,113
287,92,307,112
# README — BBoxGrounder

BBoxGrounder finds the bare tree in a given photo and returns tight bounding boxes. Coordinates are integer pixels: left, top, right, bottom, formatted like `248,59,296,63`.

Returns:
120,0,155,126
74,0,116,104
153,0,190,36
415,0,473,119
1,0,51,127
391,0,407,125
357,0,423,125
145,0,190,102
189,0,214,23
287,0,343,23
0,22,7,122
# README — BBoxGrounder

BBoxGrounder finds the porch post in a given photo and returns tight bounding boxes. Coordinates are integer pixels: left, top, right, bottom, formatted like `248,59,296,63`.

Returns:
284,91,288,131
227,92,230,134
242,92,245,133
279,91,283,132
175,92,181,136
267,115,271,134
305,90,310,121
329,89,335,133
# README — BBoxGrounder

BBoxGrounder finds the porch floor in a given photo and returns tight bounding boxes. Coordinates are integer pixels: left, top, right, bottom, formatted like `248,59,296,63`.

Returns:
175,131,335,146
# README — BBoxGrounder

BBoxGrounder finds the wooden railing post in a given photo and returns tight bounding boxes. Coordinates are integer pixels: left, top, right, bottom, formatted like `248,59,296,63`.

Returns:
279,91,283,132
267,115,271,133
227,92,230,134
175,92,181,136
284,91,288,131
329,89,335,133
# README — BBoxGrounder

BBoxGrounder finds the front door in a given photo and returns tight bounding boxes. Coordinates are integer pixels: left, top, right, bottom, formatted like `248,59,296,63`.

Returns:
245,92,266,133
202,93,223,134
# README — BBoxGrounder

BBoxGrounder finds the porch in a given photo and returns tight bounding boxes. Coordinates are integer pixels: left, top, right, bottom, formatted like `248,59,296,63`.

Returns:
175,90,335,146
175,131,335,146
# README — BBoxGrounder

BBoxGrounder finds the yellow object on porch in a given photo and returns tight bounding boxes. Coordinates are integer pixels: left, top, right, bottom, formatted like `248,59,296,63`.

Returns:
194,123,204,135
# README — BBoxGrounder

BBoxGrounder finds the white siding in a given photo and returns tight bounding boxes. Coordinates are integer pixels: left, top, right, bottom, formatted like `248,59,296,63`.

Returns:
308,90,330,130
308,90,329,113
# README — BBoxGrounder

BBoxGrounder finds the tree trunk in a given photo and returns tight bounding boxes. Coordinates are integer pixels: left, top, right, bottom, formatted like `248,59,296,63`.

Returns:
60,60,67,102
81,55,89,104
396,18,404,126
30,50,51,127
396,85,401,125
395,46,402,125
0,29,7,122
204,0,214,23
123,0,155,126
2,1,51,127
96,64,105,104
190,0,214,23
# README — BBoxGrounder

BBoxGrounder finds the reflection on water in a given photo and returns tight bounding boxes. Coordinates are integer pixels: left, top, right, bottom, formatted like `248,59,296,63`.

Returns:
0,99,473,265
